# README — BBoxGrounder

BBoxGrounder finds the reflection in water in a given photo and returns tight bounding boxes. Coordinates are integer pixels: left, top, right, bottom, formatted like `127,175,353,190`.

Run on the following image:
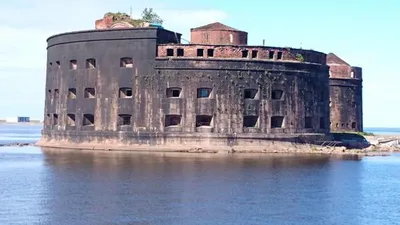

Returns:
0,147,399,225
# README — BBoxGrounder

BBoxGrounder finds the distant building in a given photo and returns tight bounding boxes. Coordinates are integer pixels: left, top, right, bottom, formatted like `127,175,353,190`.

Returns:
4,117,30,123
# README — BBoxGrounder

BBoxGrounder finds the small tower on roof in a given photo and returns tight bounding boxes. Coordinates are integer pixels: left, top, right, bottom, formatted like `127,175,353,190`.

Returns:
190,22,248,45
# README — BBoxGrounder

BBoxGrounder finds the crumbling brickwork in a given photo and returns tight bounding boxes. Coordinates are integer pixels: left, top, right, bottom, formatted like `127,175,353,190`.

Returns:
190,22,248,45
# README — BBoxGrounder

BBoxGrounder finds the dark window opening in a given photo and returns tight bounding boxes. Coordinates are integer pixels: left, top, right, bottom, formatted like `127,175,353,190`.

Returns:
84,88,95,98
49,62,53,66
251,50,258,59
352,122,356,129
86,58,96,69
244,89,258,99
271,90,284,100
82,114,94,126
341,123,344,128
197,88,212,98
320,117,325,129
271,116,284,128
56,61,60,68
269,51,275,59
68,88,76,99
54,89,59,98
46,114,51,125
243,116,258,128
167,49,174,56
197,49,204,57
165,115,182,127
120,57,133,68
177,48,184,57
118,114,131,126
67,114,76,126
277,51,283,60
196,115,213,127
242,50,248,58
53,114,58,125
166,87,181,98
336,123,339,128
119,87,133,98
69,60,77,70
207,49,214,57
305,117,313,129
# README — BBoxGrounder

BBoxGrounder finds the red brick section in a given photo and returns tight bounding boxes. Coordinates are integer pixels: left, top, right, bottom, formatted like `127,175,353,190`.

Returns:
157,44,326,64
327,53,356,79
190,22,248,45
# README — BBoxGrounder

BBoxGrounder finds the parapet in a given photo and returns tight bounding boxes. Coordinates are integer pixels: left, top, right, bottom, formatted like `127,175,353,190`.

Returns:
190,22,248,45
95,12,158,29
327,53,362,80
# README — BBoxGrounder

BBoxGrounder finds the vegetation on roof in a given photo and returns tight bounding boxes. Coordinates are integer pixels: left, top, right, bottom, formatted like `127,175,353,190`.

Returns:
104,8,163,27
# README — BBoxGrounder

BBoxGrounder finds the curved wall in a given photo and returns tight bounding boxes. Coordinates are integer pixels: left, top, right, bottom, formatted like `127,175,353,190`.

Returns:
40,29,330,150
190,30,248,45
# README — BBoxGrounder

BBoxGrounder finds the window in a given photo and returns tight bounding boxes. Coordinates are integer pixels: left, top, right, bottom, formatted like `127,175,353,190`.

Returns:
244,89,258,99
329,70,332,77
67,114,76,126
197,49,204,57
242,50,248,58
251,50,258,59
352,122,356,129
56,61,60,68
305,117,313,129
277,51,283,60
68,88,76,99
54,89,59,98
167,49,174,56
86,58,96,69
165,115,182,127
166,87,181,98
271,116,284,128
269,51,275,59
243,116,258,128
197,88,211,98
53,114,58,125
320,117,325,129
49,62,53,66
82,114,94,126
120,57,133,68
46,114,51,125
271,90,284,100
118,114,131,126
196,115,212,127
336,123,339,128
351,71,355,78
207,49,214,57
84,88,95,98
119,87,132,98
177,48,184,57
69,60,77,70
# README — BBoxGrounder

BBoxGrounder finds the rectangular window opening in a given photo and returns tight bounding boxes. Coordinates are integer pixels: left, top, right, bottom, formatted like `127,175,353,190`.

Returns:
69,60,77,70
56,61,60,68
165,115,182,127
67,114,76,126
269,51,275,59
242,50,248,58
86,58,96,69
351,122,357,129
197,49,204,57
243,116,259,128
84,88,95,98
207,49,214,57
119,87,133,98
244,89,258,99
197,88,212,98
196,115,213,127
83,114,94,126
271,116,284,128
251,50,258,59
177,48,184,57
53,114,58,125
166,87,181,98
120,57,133,68
305,117,313,129
277,51,283,60
68,88,76,99
271,90,284,100
54,89,59,98
118,114,131,126
166,48,174,56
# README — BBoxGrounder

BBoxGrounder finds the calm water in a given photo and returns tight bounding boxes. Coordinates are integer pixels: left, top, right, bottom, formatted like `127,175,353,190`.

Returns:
0,125,399,225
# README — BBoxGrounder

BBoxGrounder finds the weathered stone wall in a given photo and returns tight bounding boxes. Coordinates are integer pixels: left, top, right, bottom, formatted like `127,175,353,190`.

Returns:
41,28,330,150
191,29,248,45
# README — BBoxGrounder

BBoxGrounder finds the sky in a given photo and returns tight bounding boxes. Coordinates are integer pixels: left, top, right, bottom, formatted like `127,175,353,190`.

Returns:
0,0,399,127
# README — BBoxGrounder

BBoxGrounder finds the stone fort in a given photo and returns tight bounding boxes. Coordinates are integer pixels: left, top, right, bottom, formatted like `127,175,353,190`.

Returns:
38,15,363,151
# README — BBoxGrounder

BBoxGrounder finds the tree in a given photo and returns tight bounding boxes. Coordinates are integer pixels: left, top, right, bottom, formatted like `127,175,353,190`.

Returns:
141,8,163,24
